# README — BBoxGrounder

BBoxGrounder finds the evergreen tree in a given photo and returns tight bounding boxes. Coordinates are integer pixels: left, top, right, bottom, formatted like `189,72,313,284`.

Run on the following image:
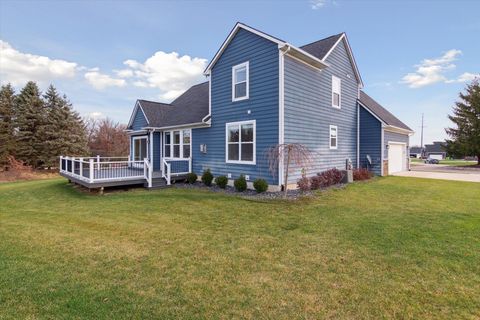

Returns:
37,85,64,167
0,84,16,169
58,94,89,157
445,79,480,164
14,81,45,168
38,86,89,167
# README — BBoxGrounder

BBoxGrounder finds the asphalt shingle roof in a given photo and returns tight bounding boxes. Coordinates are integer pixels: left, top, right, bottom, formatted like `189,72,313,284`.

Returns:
134,81,209,128
359,91,412,131
300,33,344,60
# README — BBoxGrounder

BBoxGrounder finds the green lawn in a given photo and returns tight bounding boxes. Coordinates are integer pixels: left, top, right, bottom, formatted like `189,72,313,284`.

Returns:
411,158,478,166
1,178,479,319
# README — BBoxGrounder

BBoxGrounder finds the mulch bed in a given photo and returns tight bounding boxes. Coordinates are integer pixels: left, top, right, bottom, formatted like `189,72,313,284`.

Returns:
173,181,348,201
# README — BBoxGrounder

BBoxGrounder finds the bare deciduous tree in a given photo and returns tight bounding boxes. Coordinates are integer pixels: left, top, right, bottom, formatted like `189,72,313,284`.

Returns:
267,143,313,198
86,117,129,157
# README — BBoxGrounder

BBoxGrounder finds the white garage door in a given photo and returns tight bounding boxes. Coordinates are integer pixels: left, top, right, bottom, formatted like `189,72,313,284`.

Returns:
388,143,405,174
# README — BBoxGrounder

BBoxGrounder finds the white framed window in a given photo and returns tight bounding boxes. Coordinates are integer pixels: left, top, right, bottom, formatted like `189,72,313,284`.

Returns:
133,136,148,161
329,125,338,149
163,129,191,159
332,75,341,109
232,62,249,101
226,120,255,164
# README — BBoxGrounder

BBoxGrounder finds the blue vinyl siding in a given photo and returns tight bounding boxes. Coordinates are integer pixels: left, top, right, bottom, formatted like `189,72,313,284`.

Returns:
283,40,359,182
153,132,161,171
131,107,148,130
166,159,189,173
192,28,279,184
359,106,382,175
384,130,409,162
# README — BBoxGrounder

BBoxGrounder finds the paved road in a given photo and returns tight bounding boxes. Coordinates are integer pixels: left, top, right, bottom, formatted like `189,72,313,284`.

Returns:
392,163,480,182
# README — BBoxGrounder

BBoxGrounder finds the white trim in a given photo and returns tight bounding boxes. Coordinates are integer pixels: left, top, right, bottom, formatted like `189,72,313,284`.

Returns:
283,45,330,70
126,129,148,135
356,104,360,168
204,23,285,74
357,101,386,125
387,141,407,145
278,49,286,186
332,75,341,109
132,136,148,161
384,125,415,135
232,61,249,102
142,122,209,130
162,129,192,160
322,33,363,88
225,120,256,165
329,125,338,150
204,23,328,74
283,52,324,71
381,127,385,176
127,101,150,129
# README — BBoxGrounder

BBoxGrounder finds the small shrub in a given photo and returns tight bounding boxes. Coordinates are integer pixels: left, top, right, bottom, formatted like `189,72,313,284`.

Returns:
253,178,268,193
201,169,213,186
310,168,344,189
186,172,198,184
234,175,247,192
353,168,373,181
215,175,228,189
297,176,310,191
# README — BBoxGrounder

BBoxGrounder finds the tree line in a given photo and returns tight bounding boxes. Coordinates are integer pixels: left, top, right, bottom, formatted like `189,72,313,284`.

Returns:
0,81,129,170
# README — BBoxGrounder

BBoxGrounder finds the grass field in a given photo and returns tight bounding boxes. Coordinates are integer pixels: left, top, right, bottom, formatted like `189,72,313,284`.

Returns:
411,158,478,166
1,177,479,319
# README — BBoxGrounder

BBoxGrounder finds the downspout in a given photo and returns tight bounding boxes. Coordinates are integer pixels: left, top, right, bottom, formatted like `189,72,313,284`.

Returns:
278,45,290,189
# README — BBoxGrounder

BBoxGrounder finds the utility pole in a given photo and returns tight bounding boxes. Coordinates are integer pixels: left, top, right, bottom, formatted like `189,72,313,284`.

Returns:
420,113,425,158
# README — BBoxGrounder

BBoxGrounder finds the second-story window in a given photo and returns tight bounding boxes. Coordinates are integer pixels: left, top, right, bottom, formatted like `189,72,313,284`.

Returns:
232,62,249,101
332,75,341,108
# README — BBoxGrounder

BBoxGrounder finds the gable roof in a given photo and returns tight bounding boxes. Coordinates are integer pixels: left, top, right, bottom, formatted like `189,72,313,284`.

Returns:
300,33,344,60
301,32,363,87
127,82,209,130
359,91,413,132
204,22,329,74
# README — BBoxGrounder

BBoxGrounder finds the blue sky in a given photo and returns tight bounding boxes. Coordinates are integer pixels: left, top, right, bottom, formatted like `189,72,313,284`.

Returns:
1,0,479,145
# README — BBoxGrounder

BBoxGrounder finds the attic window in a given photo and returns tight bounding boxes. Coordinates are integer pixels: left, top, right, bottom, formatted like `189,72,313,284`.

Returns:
232,62,249,101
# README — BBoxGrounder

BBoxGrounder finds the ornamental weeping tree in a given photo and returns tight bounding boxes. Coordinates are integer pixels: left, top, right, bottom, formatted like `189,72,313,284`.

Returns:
445,79,480,165
267,143,313,198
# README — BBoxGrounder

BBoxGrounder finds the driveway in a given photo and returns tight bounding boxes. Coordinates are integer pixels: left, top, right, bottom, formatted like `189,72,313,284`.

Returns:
392,163,480,182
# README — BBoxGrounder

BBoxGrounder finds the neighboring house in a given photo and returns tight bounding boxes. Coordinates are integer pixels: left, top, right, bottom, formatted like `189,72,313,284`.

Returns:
60,22,413,190
409,146,422,158
424,141,447,160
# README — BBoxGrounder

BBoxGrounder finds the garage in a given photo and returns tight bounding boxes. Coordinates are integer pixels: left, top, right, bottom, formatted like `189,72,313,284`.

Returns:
358,91,414,176
388,143,406,174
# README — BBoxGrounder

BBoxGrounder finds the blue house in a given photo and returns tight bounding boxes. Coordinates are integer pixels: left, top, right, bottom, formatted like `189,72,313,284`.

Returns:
60,22,413,190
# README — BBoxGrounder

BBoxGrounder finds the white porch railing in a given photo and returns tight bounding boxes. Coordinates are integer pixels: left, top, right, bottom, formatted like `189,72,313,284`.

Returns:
162,158,191,186
59,156,148,184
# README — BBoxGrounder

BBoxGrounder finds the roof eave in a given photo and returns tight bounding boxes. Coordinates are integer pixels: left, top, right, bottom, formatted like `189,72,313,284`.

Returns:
281,44,330,69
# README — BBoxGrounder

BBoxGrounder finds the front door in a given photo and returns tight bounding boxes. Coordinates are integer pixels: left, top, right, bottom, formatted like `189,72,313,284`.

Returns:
133,137,148,161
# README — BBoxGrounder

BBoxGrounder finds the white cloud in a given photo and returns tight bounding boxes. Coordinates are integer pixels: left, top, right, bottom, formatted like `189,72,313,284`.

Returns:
114,69,134,78
310,0,328,9
84,69,126,90
401,49,477,88
88,111,103,119
121,51,207,100
0,40,78,86
445,72,479,84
